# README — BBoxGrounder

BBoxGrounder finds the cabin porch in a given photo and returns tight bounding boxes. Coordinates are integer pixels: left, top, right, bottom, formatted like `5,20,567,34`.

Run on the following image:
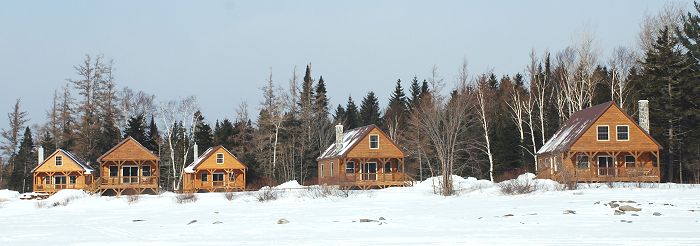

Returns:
32,171,92,194
182,168,246,193
321,157,411,189
95,160,159,196
538,150,661,183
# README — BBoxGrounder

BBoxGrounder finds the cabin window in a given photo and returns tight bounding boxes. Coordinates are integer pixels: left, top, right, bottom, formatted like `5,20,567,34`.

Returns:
55,156,63,166
142,167,151,177
625,155,636,168
597,125,609,141
109,165,118,177
384,163,391,173
212,173,224,182
200,173,208,181
45,176,51,184
69,176,76,184
369,135,379,149
616,125,629,141
346,161,355,174
229,173,236,181
216,153,224,164
576,155,589,169
320,164,324,177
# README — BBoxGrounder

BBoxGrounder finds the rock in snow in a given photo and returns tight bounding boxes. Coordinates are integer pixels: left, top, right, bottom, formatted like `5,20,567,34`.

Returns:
618,205,642,212
277,218,289,224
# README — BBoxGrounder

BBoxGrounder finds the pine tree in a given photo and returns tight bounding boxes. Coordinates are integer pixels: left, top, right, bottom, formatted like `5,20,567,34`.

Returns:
40,130,56,156
213,119,235,149
384,79,409,141
123,114,147,144
9,127,34,192
345,96,359,129
359,91,382,126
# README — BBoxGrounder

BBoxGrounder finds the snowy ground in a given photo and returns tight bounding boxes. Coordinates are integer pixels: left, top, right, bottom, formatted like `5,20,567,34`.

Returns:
1,175,700,246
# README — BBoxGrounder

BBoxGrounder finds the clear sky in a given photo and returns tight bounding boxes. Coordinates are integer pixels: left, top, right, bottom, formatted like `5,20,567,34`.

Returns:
0,0,692,130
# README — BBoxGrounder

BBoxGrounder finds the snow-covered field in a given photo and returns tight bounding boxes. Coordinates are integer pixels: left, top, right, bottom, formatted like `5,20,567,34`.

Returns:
1,175,700,246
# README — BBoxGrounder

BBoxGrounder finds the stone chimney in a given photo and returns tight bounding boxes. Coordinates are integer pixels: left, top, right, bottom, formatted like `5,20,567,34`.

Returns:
638,100,649,133
193,142,199,159
335,124,344,152
38,146,45,164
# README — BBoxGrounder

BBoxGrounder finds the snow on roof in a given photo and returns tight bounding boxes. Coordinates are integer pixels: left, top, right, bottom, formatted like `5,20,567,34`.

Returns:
184,146,245,173
317,125,375,160
537,101,613,155
31,149,94,174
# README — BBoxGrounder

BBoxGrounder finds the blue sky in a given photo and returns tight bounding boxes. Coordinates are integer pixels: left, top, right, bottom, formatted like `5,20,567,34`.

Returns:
0,0,691,129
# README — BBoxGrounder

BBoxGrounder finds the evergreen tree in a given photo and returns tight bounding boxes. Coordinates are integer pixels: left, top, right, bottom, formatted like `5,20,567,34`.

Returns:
144,116,160,152
333,104,346,125
213,119,235,148
384,79,409,140
96,116,120,161
359,91,382,126
40,130,56,155
123,114,147,144
639,27,700,182
345,96,360,129
193,111,214,156
9,127,34,192
408,76,422,110
420,80,429,96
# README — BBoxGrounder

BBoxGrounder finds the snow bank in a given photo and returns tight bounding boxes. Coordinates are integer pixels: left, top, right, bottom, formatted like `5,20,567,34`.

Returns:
0,189,20,200
415,175,495,192
39,189,89,207
276,180,304,189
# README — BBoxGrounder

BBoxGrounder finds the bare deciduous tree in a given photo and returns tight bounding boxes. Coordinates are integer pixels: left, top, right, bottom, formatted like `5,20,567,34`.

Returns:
158,96,199,190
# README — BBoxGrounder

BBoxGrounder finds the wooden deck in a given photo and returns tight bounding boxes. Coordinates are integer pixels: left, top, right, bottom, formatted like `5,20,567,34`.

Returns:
33,184,88,194
321,173,414,189
181,180,245,193
540,166,661,183
93,177,159,196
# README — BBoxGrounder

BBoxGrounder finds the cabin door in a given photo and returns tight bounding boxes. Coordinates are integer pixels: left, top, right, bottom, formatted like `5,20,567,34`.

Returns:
597,156,614,176
54,175,66,189
363,162,377,181
122,166,139,183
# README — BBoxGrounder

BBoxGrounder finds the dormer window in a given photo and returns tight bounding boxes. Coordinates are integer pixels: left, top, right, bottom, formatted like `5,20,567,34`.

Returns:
597,125,609,141
369,135,379,149
55,156,63,166
216,153,224,164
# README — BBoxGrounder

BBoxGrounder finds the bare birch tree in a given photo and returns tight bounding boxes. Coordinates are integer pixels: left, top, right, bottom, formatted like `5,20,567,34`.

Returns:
608,46,638,109
158,96,199,190
474,74,496,182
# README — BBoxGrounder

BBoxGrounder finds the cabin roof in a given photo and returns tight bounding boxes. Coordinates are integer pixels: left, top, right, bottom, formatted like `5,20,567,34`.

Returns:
31,149,94,174
318,124,395,160
537,101,614,155
183,145,247,173
97,137,158,161
537,101,661,155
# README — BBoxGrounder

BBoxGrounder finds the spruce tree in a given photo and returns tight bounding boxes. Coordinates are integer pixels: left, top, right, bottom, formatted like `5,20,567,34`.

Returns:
193,111,214,154
408,76,421,110
345,96,359,129
123,114,147,144
10,127,34,192
359,91,382,126
40,130,56,155
639,27,700,182
145,116,160,152
333,104,346,125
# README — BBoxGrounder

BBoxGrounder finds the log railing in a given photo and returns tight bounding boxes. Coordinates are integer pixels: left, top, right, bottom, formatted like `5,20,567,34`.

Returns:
100,176,157,186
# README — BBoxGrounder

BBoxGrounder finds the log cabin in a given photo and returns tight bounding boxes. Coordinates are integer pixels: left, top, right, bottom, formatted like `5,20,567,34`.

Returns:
317,124,410,189
181,144,247,193
32,148,94,194
95,137,160,196
536,100,661,183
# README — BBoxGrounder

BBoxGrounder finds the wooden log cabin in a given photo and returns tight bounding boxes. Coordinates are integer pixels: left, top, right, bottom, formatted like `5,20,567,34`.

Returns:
317,124,409,189
181,145,247,193
536,100,662,183
31,148,94,194
95,137,160,196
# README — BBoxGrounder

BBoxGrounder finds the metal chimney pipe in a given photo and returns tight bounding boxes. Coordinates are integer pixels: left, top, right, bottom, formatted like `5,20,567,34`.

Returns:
335,124,344,152
638,100,650,133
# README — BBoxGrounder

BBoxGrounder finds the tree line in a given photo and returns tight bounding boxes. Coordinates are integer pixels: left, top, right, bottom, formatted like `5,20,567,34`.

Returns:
1,3,699,194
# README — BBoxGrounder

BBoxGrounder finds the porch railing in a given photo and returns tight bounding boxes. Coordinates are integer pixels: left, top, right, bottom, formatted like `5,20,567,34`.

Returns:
100,176,157,186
